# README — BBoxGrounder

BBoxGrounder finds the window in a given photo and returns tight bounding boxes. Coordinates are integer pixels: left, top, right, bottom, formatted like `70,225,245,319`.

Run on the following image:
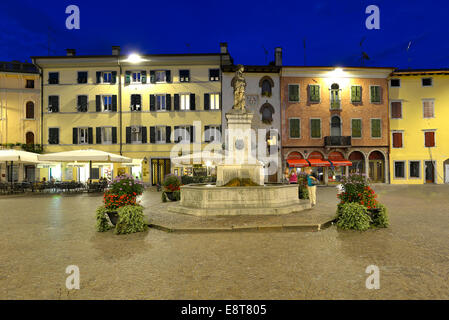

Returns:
156,126,166,143
131,126,142,143
394,161,405,179
409,161,420,178
26,79,34,88
391,101,402,119
261,80,272,97
77,72,88,84
25,101,34,119
78,128,89,144
309,85,320,102
101,127,113,144
25,132,34,144
370,86,381,103
207,125,221,142
175,126,190,142
102,72,112,83
392,132,403,148
210,93,220,110
424,131,435,147
330,83,341,109
132,72,141,83
260,103,274,124
209,69,220,81
48,72,59,84
422,78,432,87
48,128,59,144
390,79,400,87
351,85,362,103
310,119,321,138
371,119,381,138
288,84,299,102
155,71,166,83
102,95,113,111
130,94,142,111
77,95,88,112
156,95,166,110
351,119,362,138
289,118,300,138
179,70,190,82
48,96,59,112
423,99,434,118
180,94,190,110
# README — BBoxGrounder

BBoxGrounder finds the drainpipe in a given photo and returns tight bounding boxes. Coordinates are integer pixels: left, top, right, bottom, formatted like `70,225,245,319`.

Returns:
118,57,123,155
32,59,44,148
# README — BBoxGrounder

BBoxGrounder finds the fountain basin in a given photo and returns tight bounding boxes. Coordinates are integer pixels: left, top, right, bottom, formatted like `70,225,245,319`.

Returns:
168,184,311,216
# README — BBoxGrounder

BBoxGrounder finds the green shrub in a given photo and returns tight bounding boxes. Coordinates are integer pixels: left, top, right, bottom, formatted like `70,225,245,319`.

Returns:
336,203,372,231
95,205,113,232
161,192,167,202
163,174,181,192
299,186,309,199
115,205,148,235
371,203,389,228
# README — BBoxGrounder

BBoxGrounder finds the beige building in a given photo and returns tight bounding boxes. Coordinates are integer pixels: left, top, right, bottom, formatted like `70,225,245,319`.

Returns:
0,61,41,182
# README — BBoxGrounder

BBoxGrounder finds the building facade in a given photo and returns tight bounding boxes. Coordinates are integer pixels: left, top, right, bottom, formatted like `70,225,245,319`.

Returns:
389,69,449,184
281,66,394,184
221,48,282,182
0,61,41,182
32,45,231,185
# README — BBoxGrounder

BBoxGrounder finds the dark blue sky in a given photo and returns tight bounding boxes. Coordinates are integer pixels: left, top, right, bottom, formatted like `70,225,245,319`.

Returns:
1,0,448,69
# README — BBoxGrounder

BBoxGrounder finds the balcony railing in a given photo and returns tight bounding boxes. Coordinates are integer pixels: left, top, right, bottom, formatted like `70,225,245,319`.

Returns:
324,136,351,147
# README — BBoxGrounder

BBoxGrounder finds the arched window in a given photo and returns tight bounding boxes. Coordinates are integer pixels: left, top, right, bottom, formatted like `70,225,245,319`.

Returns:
259,103,275,124
26,101,34,119
259,76,274,97
26,132,34,145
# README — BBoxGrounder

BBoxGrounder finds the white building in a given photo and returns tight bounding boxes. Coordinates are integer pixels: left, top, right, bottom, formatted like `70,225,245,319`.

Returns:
221,46,282,182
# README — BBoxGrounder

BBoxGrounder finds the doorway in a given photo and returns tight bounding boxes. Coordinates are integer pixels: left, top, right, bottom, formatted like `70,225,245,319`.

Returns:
425,161,435,183
151,158,171,186
331,116,342,136
368,151,385,183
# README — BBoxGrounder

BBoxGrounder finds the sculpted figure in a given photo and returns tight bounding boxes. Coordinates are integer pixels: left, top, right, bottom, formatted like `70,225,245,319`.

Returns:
231,64,246,111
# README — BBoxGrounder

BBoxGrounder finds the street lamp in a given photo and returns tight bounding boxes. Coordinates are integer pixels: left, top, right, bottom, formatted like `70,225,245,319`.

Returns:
125,53,145,63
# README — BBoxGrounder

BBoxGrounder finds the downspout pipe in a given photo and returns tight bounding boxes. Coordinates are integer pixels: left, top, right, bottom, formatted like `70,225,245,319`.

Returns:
32,59,44,148
118,57,123,155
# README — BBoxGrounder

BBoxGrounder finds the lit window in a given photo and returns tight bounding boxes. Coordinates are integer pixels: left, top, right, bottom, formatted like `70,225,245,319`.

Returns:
209,69,220,81
179,70,190,82
78,128,89,144
210,93,220,110
156,126,166,143
180,94,190,110
102,95,112,111
102,127,112,144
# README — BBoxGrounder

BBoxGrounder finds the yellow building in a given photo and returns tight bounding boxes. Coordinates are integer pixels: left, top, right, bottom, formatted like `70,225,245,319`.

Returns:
389,69,449,184
32,45,231,185
0,61,41,182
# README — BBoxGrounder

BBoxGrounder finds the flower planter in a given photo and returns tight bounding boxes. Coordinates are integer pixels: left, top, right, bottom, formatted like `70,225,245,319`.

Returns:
165,192,178,201
366,208,381,220
106,211,119,225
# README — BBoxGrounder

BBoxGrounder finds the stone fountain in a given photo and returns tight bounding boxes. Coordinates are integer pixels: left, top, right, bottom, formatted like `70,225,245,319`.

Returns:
169,65,310,216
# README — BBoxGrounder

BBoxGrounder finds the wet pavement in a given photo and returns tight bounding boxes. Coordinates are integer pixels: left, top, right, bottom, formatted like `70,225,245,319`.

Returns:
0,184,448,299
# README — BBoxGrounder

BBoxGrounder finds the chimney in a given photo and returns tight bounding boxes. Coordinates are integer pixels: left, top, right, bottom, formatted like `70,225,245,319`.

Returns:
220,42,228,54
66,49,76,56
112,46,121,56
275,47,282,66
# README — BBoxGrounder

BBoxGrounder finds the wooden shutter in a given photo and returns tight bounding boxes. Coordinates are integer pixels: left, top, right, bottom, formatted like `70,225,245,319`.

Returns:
352,119,361,138
126,127,131,144
351,86,361,103
311,119,320,138
371,119,381,138
73,128,78,144
391,102,402,118
190,125,194,143
112,127,117,144
96,95,101,112
204,93,210,110
392,132,402,148
149,71,155,83
165,126,171,143
88,128,93,144
96,127,102,144
125,71,131,84
112,95,117,112
174,126,180,142
96,72,101,83
423,101,434,118
141,126,147,143
190,93,196,110
166,70,171,83
111,71,117,84
166,94,171,111
204,125,210,142
150,95,155,111
149,126,156,143
174,94,180,110
141,71,147,84
425,131,435,147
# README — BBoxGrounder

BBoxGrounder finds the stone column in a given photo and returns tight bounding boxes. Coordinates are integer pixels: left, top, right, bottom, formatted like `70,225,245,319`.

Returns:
324,167,329,185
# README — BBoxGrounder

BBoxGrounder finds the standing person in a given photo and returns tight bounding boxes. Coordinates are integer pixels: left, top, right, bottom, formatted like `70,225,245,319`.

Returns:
283,167,290,184
289,169,298,184
306,167,317,207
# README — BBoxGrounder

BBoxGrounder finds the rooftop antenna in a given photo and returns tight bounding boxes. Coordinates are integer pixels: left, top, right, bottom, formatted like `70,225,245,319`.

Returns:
359,37,370,66
406,41,412,69
262,46,268,64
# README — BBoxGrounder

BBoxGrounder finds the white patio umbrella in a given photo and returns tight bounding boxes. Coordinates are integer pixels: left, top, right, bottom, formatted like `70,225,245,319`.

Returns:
38,149,132,181
0,149,43,184
172,151,224,165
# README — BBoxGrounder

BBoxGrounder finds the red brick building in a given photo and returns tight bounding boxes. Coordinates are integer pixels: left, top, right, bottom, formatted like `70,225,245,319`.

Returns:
281,67,394,184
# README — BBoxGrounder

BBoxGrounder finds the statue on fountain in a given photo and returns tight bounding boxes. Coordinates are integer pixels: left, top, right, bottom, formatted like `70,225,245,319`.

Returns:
231,64,247,112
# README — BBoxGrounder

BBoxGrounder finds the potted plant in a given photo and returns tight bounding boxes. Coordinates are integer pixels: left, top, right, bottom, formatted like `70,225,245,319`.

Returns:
162,174,181,201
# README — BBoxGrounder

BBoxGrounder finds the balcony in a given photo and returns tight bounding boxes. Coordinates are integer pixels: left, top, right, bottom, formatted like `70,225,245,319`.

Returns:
324,136,351,148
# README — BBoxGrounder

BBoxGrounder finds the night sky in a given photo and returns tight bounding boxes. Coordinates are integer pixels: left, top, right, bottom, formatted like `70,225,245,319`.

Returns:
1,0,448,69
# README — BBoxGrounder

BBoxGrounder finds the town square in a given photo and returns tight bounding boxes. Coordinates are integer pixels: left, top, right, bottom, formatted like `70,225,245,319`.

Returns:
1,0,449,306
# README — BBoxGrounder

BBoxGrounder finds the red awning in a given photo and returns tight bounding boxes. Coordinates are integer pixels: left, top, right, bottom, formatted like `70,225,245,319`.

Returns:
330,160,352,167
308,159,331,167
287,159,309,167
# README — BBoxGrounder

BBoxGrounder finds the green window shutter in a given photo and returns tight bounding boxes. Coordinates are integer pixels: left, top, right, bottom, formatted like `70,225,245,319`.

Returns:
352,119,362,138
309,85,320,102
311,119,321,138
371,86,381,103
351,86,361,103
125,71,131,84
371,119,381,138
288,85,299,102
111,71,117,84
141,71,147,84
289,119,300,138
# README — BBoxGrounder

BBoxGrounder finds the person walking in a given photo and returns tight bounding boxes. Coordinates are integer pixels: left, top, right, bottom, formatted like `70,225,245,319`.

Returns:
283,167,290,184
289,169,298,184
306,167,317,207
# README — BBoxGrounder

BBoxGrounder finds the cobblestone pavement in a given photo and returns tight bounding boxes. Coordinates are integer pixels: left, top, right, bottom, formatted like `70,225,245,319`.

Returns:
0,185,448,299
